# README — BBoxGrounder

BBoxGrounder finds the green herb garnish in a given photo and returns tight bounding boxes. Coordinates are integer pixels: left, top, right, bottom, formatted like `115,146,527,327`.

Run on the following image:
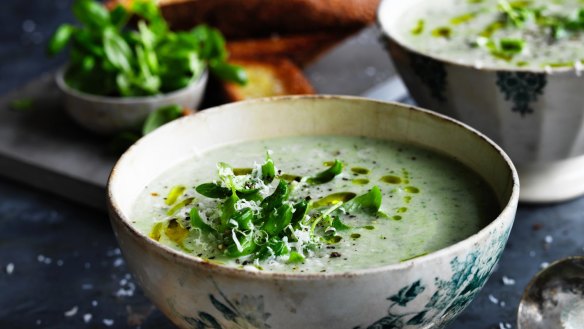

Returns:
450,12,477,25
165,185,185,205
307,159,343,185
167,197,194,216
498,0,533,27
499,38,525,53
48,0,247,97
342,185,383,216
261,152,276,183
195,183,232,199
153,154,384,263
475,36,525,61
189,207,215,234
432,26,453,38
8,98,34,112
411,19,425,35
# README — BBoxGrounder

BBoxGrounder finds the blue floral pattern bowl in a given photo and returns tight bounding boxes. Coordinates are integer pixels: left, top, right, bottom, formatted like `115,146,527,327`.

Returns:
107,96,519,329
378,0,584,202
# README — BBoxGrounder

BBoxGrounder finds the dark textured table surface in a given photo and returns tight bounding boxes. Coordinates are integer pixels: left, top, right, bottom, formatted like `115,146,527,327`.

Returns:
1,1,583,329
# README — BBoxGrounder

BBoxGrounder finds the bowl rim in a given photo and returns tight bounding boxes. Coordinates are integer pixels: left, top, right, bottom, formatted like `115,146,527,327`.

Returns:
55,65,208,105
377,0,579,74
107,95,520,280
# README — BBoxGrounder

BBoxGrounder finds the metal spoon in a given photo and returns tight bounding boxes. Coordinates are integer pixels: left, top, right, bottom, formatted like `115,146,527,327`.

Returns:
517,256,584,329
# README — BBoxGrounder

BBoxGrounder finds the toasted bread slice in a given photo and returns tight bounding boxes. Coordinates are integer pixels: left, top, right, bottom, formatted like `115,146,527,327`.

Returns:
108,0,379,38
221,57,314,102
106,0,375,66
226,31,357,67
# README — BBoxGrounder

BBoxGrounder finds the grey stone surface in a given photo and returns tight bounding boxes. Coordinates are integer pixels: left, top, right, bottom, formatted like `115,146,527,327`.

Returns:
0,1,583,329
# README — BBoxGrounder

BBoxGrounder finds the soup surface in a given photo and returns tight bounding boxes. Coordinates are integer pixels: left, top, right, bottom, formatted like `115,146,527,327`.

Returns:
131,136,499,273
398,0,584,69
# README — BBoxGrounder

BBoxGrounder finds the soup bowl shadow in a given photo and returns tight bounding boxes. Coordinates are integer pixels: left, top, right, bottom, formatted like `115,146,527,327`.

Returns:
107,96,519,329
378,0,584,203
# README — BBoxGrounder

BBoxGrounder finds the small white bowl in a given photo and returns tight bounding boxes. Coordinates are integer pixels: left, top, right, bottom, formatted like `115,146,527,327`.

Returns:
55,67,208,135
378,0,584,202
107,96,519,329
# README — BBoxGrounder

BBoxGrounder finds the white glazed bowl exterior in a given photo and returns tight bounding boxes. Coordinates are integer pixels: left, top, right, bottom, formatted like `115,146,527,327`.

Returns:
55,68,208,135
378,0,584,166
107,96,519,329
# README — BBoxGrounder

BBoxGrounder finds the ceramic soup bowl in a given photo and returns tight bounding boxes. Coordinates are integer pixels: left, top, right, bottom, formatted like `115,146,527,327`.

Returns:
107,96,519,329
55,68,208,135
378,0,584,203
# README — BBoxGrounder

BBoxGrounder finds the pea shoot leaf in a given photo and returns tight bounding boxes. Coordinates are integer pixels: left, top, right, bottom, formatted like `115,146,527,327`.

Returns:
49,0,247,97
190,207,215,234
196,183,232,199
47,24,75,56
307,159,343,185
261,152,276,183
344,186,382,215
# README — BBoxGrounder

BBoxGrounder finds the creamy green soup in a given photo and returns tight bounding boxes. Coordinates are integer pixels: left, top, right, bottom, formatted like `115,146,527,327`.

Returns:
400,0,584,69
131,136,499,273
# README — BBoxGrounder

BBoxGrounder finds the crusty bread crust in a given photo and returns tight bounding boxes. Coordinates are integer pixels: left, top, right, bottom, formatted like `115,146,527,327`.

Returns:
221,57,314,102
226,31,357,67
159,0,378,38
108,0,379,39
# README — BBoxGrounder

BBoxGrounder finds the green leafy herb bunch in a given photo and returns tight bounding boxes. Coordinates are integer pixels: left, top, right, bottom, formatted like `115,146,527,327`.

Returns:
48,0,247,97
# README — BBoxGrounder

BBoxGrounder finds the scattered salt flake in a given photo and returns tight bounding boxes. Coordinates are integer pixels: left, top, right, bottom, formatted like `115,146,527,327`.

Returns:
113,258,124,267
64,306,78,317
500,300,506,307
115,286,135,297
115,276,136,298
365,66,377,77
83,313,92,323
57,260,64,266
488,294,499,304
82,283,94,290
106,248,121,257
499,322,512,329
544,235,553,244
6,263,14,275
502,276,516,286
529,250,536,257
103,318,114,326
22,19,36,32
36,319,41,325
84,262,91,269
36,254,52,264
91,300,98,307
541,262,550,269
